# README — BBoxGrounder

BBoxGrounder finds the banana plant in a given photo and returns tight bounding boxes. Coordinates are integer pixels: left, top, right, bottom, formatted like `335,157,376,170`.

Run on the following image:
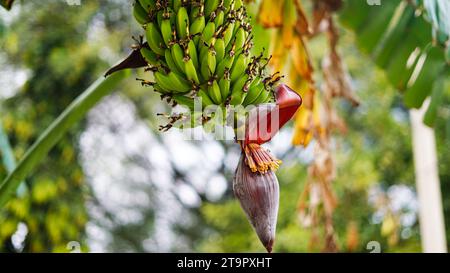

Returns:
107,0,303,252
339,0,450,126
0,0,302,252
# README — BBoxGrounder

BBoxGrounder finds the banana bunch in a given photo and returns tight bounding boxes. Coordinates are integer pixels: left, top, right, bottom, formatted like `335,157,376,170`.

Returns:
133,0,277,113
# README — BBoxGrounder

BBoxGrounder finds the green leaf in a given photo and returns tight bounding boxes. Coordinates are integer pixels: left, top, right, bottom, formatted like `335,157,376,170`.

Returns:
423,0,450,47
404,46,446,108
372,2,415,68
357,0,402,54
423,69,449,126
0,70,129,208
340,0,449,117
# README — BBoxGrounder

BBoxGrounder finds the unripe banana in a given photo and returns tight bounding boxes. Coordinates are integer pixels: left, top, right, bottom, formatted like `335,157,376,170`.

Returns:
173,95,195,111
252,88,272,104
168,72,192,92
161,19,174,47
202,22,216,43
173,0,182,13
185,58,201,85
223,22,235,47
146,22,165,56
230,53,247,83
165,49,183,75
230,74,251,105
141,47,159,66
214,9,225,27
214,38,226,63
171,43,186,73
176,7,189,39
138,0,155,12
190,16,206,36
219,77,231,100
205,0,220,19
234,27,247,50
155,71,190,93
201,48,216,80
198,89,214,107
153,83,171,94
133,2,150,25
208,80,223,104
243,82,265,106
216,53,235,78
187,40,199,69
234,0,243,9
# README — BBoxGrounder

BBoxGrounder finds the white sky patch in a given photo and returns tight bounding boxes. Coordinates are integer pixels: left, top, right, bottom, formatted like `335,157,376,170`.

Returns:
0,63,30,99
11,222,28,252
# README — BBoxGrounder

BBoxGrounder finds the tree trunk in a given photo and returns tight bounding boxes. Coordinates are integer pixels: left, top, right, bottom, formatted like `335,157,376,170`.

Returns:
410,100,447,253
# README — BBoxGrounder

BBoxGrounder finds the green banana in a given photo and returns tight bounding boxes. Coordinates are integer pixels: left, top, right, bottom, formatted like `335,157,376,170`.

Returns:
230,75,251,105
133,2,150,25
153,83,171,94
173,0,182,13
161,19,173,47
177,7,189,39
173,95,196,111
185,58,201,85
205,0,220,19
214,9,225,27
201,47,217,80
187,40,199,69
208,80,223,104
219,77,231,101
223,22,235,47
141,47,159,66
198,89,215,107
171,43,186,73
216,52,235,78
234,27,247,50
138,0,155,12
202,22,216,43
190,16,206,36
214,38,226,63
243,82,265,106
146,22,165,56
155,71,191,93
165,49,183,75
230,53,247,83
252,88,272,105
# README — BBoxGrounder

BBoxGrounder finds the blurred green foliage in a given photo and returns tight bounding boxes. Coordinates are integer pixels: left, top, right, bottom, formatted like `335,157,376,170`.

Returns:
0,0,105,252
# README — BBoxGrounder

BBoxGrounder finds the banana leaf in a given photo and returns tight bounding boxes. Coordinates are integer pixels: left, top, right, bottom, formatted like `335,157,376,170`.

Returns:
339,0,450,126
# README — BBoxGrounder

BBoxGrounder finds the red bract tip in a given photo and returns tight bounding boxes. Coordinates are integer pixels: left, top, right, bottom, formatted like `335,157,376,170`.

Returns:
245,84,302,145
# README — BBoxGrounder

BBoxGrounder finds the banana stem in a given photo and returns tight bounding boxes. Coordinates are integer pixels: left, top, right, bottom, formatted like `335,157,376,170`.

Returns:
0,70,129,208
